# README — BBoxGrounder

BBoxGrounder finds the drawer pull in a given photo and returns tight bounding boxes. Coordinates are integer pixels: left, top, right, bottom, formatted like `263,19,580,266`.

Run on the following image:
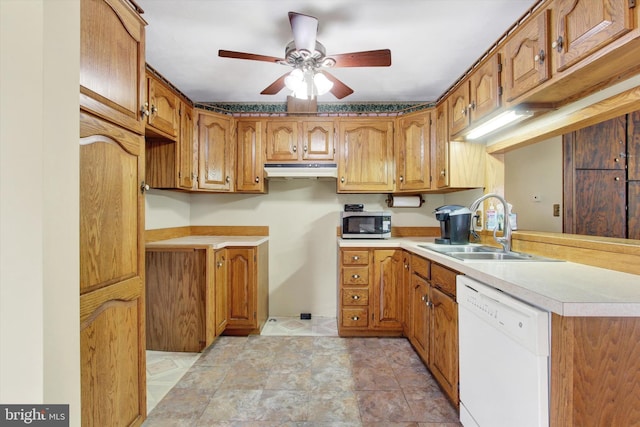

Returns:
352,274,360,279
351,316,360,321
352,295,360,300
352,255,360,261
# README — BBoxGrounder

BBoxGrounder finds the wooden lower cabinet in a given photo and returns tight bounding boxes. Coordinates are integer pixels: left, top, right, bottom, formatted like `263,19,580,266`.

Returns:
338,248,404,336
225,244,269,335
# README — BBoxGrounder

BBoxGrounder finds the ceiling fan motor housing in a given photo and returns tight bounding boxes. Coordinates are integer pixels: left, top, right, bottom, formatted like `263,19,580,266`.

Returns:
282,41,336,70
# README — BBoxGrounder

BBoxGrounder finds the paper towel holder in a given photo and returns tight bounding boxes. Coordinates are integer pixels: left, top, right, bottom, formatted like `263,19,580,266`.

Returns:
386,194,425,208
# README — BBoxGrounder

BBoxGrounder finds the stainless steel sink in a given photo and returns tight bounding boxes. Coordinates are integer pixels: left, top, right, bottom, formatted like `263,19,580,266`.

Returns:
417,244,562,262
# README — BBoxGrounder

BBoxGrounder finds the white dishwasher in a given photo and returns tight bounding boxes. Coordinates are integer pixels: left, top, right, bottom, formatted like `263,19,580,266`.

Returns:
457,276,550,427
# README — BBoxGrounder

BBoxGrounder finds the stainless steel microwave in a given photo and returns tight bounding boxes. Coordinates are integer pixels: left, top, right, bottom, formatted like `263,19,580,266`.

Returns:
340,211,391,239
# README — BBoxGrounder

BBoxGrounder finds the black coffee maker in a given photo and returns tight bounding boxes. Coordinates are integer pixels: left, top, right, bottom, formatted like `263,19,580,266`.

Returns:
434,205,472,244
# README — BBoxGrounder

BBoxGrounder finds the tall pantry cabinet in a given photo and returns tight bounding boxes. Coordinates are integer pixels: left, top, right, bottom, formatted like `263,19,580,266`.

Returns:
79,0,148,425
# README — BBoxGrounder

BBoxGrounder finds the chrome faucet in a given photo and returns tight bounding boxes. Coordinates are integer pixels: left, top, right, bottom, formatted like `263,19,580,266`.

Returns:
469,193,512,253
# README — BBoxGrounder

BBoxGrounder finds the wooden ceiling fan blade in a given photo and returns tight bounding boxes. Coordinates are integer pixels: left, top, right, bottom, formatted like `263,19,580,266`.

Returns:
260,73,289,95
323,72,354,99
218,49,284,64
288,11,318,53
328,49,392,67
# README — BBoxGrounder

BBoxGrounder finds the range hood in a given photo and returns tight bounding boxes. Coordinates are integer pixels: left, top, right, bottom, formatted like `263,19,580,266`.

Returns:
263,163,337,179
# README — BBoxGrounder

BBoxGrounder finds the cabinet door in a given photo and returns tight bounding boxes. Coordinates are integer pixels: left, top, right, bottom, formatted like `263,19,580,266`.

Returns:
574,169,627,238
371,250,404,330
503,9,551,102
236,120,265,192
574,115,626,170
396,111,431,191
178,102,197,189
434,102,450,188
429,286,459,404
266,120,299,161
80,0,146,134
411,274,430,363
554,0,634,72
80,111,146,425
227,248,256,329
402,253,412,335
449,82,470,136
470,54,502,123
302,120,335,161
337,120,394,192
198,112,233,191
146,75,179,138
214,249,229,336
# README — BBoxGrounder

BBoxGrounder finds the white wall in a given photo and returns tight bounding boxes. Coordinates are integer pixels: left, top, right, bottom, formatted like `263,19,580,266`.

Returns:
147,180,486,317
0,0,80,423
505,136,563,232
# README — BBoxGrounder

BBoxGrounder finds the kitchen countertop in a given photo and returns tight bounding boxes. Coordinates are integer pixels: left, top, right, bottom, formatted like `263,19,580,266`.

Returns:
339,237,640,317
146,235,269,249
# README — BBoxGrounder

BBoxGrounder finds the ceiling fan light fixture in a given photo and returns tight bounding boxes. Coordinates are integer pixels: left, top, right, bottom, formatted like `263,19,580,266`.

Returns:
284,68,304,92
313,71,333,95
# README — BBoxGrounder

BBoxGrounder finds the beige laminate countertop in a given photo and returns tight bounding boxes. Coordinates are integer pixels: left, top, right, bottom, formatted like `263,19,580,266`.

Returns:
146,235,269,249
339,237,640,317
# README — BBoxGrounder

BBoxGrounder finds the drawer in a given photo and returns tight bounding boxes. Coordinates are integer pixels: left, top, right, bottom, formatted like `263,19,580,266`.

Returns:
411,254,430,279
342,266,369,285
342,288,369,306
341,308,368,328
342,250,369,265
431,263,458,297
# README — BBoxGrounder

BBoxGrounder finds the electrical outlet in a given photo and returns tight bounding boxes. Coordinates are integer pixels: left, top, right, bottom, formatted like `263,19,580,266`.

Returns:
553,204,560,217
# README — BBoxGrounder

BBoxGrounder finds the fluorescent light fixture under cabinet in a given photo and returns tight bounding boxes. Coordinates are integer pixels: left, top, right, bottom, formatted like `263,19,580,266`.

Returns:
466,109,534,140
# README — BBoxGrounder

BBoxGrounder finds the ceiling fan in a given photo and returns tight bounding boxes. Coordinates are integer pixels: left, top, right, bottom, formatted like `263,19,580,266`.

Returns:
218,11,391,100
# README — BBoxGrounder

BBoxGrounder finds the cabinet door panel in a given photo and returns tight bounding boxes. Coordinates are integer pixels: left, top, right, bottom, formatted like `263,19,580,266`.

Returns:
429,286,459,404
80,0,145,134
574,115,626,170
555,0,634,72
628,111,640,181
435,103,449,188
574,169,626,238
266,121,298,161
227,248,256,328
396,112,431,191
411,275,430,362
338,121,394,192
236,120,265,192
215,249,229,335
470,54,502,122
302,121,335,160
147,77,179,138
503,9,550,102
198,113,233,191
449,83,470,136
178,103,196,189
372,250,403,330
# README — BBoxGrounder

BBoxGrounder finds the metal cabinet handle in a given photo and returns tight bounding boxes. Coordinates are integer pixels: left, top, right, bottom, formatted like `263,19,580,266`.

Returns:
421,296,426,301
352,274,360,279
440,169,447,177
352,295,360,300
351,316,360,321
341,176,345,183
399,175,404,182
226,176,231,183
461,107,467,116
255,176,260,183
469,101,476,111
534,49,545,64
292,145,297,153
140,102,150,118
615,177,621,181
150,104,158,114
303,145,308,152
551,36,563,53
216,261,223,268
352,256,360,261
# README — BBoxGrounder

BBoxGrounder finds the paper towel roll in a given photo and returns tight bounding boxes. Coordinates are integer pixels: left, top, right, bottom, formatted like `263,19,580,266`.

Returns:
387,195,423,208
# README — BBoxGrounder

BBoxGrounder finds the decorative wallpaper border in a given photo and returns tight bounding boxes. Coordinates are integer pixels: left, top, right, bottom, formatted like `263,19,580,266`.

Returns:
195,101,434,116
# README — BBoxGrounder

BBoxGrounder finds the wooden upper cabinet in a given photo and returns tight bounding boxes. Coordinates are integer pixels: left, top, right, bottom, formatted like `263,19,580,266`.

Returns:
178,102,197,190
236,119,266,193
337,119,394,192
553,0,635,73
80,0,146,134
301,120,335,161
266,120,298,161
395,110,432,192
503,8,551,103
469,54,502,123
198,111,234,191
145,74,179,139
434,102,450,188
265,118,335,162
448,82,471,136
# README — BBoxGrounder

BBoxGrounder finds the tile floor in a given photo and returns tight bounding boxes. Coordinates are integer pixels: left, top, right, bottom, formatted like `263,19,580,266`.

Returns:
144,317,461,426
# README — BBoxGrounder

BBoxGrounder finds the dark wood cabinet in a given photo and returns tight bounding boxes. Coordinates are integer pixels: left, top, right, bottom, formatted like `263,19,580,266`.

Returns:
564,110,640,239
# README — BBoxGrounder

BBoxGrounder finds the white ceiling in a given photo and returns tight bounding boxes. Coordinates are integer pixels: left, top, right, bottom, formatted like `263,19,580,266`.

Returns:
138,0,537,104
